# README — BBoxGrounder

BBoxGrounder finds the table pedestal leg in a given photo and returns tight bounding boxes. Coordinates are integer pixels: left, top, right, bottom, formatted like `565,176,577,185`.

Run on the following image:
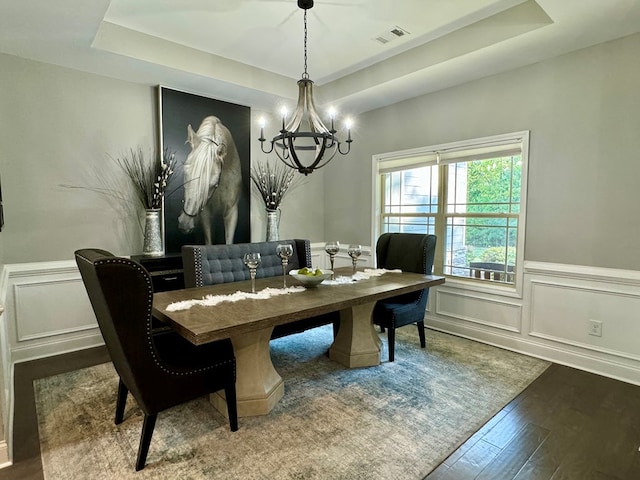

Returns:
210,326,284,417
329,302,381,368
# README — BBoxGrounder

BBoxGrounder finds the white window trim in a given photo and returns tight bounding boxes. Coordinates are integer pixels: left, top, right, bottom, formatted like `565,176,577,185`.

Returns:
371,131,530,298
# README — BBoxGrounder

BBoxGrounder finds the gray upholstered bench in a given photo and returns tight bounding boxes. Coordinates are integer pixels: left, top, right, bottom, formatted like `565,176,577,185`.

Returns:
182,240,339,339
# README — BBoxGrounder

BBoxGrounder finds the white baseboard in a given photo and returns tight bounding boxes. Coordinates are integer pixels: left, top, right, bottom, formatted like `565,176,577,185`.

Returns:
0,440,10,469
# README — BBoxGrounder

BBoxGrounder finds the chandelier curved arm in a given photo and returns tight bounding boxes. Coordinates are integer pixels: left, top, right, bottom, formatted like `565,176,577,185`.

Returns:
337,137,352,155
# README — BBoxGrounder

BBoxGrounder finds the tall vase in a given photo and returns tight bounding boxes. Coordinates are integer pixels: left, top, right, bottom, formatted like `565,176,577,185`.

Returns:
142,208,164,256
266,209,280,242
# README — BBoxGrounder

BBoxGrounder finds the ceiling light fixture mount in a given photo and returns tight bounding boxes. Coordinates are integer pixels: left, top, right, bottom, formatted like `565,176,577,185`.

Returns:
259,0,352,175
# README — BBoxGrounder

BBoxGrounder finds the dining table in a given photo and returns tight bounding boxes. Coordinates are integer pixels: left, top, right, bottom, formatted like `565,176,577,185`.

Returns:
152,267,445,417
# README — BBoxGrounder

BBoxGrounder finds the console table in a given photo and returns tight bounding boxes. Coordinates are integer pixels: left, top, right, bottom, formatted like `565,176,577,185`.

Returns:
132,254,185,292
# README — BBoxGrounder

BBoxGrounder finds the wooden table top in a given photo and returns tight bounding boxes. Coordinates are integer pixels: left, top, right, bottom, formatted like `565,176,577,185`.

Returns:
153,267,445,345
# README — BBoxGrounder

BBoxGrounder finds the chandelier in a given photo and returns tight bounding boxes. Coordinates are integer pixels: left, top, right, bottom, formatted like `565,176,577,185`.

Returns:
259,0,352,175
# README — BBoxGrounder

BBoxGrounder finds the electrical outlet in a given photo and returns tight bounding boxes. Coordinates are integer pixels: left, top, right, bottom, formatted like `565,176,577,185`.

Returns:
588,319,603,337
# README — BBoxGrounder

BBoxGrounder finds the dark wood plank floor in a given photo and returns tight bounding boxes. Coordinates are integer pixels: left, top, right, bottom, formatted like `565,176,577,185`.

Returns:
0,346,110,480
3,347,640,479
427,363,640,479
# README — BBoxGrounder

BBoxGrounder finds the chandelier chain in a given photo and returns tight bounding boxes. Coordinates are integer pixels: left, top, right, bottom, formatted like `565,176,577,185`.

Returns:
302,9,309,79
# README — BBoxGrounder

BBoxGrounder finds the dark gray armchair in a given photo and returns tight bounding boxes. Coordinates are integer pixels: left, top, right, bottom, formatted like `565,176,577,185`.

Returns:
75,248,238,471
372,233,437,362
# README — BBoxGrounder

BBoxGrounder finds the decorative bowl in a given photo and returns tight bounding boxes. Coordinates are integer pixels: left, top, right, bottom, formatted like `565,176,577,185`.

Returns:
289,269,333,287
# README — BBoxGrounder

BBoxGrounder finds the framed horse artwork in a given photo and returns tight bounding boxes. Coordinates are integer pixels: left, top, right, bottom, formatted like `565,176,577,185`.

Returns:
158,86,251,253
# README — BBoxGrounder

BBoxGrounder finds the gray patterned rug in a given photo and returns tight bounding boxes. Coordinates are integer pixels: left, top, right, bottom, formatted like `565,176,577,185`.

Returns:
35,326,549,479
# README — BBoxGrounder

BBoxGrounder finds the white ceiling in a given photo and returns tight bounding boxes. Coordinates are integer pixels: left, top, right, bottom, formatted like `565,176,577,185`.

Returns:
1,0,640,114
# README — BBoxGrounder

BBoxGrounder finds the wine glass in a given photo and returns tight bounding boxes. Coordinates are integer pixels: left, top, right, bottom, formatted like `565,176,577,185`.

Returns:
324,241,340,279
276,243,294,287
347,244,362,274
243,252,261,293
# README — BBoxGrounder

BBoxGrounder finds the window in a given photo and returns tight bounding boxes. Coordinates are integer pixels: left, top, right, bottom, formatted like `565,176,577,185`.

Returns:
374,132,529,290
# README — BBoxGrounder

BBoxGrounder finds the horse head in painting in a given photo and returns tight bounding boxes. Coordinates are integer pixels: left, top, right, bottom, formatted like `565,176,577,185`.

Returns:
178,116,242,245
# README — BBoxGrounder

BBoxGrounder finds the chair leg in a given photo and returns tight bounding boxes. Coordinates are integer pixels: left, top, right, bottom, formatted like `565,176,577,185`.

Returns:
115,379,128,425
135,413,157,471
388,326,396,362
417,320,426,348
224,384,239,432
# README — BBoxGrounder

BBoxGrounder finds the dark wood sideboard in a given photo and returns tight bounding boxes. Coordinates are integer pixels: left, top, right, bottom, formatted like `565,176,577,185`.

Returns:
131,254,185,292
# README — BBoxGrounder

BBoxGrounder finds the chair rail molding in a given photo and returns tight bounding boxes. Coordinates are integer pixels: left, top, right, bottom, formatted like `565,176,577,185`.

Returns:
427,261,640,386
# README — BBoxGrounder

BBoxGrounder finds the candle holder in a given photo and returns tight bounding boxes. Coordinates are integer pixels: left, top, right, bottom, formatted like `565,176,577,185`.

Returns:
324,241,340,280
243,252,261,293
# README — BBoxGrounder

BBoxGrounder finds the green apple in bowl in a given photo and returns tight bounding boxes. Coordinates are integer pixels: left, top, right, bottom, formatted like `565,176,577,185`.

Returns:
289,268,333,287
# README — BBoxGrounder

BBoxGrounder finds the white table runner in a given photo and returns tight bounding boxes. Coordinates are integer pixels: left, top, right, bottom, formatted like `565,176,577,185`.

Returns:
166,268,401,312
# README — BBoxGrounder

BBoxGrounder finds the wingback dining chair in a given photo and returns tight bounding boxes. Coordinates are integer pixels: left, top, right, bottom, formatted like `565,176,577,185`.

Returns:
75,248,238,471
372,233,437,362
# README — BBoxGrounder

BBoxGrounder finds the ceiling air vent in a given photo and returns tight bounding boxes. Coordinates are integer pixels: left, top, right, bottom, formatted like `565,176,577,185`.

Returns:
374,26,410,45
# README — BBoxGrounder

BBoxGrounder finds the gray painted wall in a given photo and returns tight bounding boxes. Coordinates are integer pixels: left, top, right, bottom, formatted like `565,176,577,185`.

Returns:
1,33,639,269
324,33,640,271
0,53,325,264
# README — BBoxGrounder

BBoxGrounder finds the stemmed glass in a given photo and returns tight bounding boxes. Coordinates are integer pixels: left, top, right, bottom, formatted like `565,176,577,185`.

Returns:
243,252,261,293
347,244,362,274
324,241,340,279
276,243,294,288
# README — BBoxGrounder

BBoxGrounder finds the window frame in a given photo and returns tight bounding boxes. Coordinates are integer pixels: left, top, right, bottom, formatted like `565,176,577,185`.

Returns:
371,131,530,298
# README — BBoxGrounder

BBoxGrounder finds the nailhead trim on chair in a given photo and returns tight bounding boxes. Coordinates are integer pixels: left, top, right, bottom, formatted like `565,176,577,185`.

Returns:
194,249,204,287
78,253,233,376
303,239,312,268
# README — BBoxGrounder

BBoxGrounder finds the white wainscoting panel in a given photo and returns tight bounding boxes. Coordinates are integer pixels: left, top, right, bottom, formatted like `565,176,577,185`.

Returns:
528,280,640,361
14,278,96,342
427,261,640,385
4,261,103,364
435,287,522,333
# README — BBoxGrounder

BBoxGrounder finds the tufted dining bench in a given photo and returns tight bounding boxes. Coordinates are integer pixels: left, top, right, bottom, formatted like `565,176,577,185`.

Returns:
182,239,339,339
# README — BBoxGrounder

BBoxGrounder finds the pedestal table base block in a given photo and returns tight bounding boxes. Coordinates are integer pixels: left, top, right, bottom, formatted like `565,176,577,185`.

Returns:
329,302,381,368
210,327,284,417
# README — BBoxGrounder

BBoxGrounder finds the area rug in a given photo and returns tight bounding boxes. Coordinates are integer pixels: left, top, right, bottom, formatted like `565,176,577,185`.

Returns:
35,327,550,479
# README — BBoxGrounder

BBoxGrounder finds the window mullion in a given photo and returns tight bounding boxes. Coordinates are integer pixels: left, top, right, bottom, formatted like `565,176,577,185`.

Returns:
433,164,447,275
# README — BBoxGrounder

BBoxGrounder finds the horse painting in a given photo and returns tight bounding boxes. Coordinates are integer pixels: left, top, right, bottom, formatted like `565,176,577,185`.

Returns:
178,116,242,245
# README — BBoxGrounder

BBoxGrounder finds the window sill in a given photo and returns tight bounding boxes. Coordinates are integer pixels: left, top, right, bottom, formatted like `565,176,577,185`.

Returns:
438,275,523,299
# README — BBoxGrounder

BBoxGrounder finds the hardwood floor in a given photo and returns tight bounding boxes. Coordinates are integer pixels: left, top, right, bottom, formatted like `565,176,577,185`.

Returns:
0,346,110,480
3,347,640,479
427,363,640,479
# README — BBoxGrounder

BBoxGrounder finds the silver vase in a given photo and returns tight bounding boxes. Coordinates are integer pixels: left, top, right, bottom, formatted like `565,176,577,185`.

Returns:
266,209,280,242
142,208,164,256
